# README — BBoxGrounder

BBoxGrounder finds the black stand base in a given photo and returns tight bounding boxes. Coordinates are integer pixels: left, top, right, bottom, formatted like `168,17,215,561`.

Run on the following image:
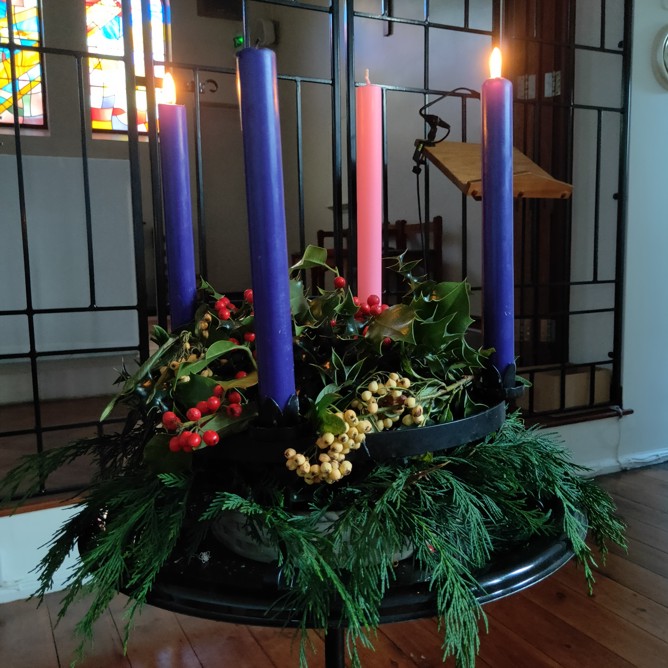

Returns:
137,527,578,667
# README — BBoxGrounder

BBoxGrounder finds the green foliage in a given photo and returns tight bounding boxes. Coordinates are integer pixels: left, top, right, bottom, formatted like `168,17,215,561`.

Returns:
0,250,627,668
200,413,626,668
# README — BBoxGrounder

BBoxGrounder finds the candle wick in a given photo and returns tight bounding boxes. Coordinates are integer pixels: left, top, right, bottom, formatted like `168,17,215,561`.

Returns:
364,68,371,85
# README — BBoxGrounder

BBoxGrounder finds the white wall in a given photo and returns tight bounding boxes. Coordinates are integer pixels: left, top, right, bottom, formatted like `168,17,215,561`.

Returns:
0,506,78,604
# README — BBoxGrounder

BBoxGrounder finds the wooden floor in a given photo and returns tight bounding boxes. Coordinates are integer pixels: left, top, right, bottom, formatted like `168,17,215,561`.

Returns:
1,463,667,667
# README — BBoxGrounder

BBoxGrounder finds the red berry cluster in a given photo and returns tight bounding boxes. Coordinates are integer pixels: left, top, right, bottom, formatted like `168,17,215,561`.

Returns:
353,294,390,320
162,384,244,453
214,295,237,321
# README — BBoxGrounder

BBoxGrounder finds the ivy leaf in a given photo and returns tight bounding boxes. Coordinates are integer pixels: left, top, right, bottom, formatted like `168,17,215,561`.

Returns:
176,340,254,379
143,434,192,474
366,304,416,346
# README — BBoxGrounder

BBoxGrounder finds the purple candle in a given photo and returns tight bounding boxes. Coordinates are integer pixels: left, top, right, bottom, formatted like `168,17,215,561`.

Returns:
481,47,515,384
236,48,296,411
158,73,197,329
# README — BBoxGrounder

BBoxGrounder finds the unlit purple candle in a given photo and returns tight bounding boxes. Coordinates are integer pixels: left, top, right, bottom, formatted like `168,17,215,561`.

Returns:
481,47,515,384
236,48,296,411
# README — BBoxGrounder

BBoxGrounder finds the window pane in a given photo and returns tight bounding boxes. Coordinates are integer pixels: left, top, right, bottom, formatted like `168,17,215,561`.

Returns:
86,0,167,133
0,0,45,127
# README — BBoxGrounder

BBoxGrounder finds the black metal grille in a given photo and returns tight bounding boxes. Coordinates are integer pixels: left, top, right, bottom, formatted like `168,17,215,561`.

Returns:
0,0,630,498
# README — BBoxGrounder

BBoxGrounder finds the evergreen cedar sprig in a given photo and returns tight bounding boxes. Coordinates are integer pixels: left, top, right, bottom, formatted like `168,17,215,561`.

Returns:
0,248,627,667
200,412,626,668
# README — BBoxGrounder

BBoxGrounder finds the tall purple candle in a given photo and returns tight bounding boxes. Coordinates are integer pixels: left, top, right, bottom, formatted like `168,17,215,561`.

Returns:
481,47,515,384
158,73,197,329
237,48,296,411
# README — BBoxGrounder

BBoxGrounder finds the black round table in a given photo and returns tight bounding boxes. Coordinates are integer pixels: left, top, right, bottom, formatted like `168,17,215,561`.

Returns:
140,528,577,668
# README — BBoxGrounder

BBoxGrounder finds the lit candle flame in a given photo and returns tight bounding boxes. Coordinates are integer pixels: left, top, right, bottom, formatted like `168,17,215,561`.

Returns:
162,72,177,105
489,47,502,78
364,68,371,85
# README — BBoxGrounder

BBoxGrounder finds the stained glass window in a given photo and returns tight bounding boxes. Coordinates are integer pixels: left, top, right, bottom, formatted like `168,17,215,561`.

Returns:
86,0,168,133
0,0,45,127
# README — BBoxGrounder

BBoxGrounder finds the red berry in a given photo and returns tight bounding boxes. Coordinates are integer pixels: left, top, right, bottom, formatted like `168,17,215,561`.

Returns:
187,433,202,449
162,411,180,431
244,289,254,304
202,430,219,446
228,338,239,345
367,294,380,306
370,304,382,316
215,297,229,310
195,401,210,416
227,390,242,404
207,396,221,411
186,407,202,422
360,303,371,315
168,436,181,452
234,370,248,379
330,318,337,327
381,303,390,312
244,331,256,343
333,276,346,289
218,308,231,320
213,385,224,397
382,337,392,347
226,403,243,418
179,430,193,445
353,296,361,306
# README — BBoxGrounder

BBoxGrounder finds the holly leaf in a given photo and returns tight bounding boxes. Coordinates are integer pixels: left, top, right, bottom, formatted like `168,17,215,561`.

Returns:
173,374,219,407
290,245,332,271
290,277,309,316
429,282,474,334
366,304,416,345
201,405,258,435
143,434,192,474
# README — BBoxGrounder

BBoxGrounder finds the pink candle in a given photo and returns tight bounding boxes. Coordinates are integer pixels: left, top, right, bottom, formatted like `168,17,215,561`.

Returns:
356,70,383,304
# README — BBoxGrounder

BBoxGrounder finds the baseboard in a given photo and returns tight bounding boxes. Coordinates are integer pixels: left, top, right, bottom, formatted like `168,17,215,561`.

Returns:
619,448,668,470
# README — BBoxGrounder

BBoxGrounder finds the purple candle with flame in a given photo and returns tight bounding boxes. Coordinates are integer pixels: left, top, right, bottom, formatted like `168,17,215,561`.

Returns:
158,72,198,329
481,47,515,384
237,48,296,411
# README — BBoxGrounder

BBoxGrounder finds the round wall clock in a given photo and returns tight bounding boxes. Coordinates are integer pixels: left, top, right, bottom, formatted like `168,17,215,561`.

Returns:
654,26,668,89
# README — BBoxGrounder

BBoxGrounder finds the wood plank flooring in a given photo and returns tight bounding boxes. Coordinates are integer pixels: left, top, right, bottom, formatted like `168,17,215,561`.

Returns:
1,463,667,667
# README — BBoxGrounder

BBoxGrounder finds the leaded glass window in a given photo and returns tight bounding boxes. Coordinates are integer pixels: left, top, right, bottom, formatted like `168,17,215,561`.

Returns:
86,0,168,132
0,0,45,127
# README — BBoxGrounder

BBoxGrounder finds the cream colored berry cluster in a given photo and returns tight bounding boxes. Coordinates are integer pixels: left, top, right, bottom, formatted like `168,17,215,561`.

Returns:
351,373,425,430
283,409,372,485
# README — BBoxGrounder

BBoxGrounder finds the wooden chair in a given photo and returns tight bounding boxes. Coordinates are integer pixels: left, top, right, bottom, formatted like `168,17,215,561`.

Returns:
300,216,444,297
